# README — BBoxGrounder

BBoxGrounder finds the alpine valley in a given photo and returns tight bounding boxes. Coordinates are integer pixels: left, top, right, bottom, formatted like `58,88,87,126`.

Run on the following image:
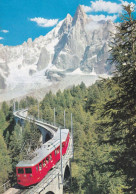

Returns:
0,5,116,102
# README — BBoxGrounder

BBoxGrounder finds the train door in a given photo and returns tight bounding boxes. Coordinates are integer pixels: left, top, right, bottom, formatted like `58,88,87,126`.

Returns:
34,164,40,183
34,163,42,183
42,158,49,178
25,167,33,186
16,167,25,185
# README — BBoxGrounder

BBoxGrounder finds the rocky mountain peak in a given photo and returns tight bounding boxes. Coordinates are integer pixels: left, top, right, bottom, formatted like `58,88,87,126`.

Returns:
58,13,72,35
27,38,33,47
72,5,88,26
66,14,72,22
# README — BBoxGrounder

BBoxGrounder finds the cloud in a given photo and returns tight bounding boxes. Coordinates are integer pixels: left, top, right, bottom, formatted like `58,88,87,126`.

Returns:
89,14,117,22
82,0,122,14
82,5,92,13
85,21,101,31
0,37,4,40
1,30,9,33
29,17,59,27
86,14,117,32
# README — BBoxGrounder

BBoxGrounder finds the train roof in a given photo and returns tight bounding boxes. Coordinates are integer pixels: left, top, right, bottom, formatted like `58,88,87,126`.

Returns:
16,128,69,167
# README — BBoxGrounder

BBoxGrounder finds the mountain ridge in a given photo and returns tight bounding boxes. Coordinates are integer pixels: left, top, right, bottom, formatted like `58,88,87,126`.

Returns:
0,5,116,90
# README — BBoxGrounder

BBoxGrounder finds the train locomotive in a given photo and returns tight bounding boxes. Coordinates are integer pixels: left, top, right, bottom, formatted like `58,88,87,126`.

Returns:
16,129,70,187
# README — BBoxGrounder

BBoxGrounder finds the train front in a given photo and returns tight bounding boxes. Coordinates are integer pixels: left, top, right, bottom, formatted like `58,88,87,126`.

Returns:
16,161,35,187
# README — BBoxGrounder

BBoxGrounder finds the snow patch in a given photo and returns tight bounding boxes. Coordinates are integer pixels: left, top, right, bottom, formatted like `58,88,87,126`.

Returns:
70,68,85,75
48,65,64,71
66,68,97,75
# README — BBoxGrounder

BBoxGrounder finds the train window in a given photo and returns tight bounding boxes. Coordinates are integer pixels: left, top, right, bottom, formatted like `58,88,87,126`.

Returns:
49,154,52,161
46,157,49,164
62,143,65,148
25,168,32,174
43,159,46,167
18,168,24,174
55,149,57,155
39,163,42,171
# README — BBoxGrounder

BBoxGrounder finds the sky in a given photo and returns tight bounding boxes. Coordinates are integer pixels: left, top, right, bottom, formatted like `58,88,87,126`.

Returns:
0,0,135,46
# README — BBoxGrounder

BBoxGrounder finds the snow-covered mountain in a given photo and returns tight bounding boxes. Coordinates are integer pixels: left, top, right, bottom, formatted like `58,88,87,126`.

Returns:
0,5,115,93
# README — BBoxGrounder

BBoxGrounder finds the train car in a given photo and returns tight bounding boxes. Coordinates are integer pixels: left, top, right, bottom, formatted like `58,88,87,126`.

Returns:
16,129,70,187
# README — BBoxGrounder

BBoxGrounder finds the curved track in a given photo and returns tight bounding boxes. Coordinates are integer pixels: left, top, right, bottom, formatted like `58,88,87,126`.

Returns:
14,109,58,136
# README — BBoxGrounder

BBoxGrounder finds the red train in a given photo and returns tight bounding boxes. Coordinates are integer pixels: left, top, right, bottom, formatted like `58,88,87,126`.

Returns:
16,129,70,187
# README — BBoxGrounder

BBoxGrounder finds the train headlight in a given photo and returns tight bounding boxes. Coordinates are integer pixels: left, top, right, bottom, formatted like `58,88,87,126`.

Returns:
18,175,20,177
30,174,33,177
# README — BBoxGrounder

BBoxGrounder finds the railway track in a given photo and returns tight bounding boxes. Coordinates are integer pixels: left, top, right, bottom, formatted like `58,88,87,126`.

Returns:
14,109,58,135
4,109,73,194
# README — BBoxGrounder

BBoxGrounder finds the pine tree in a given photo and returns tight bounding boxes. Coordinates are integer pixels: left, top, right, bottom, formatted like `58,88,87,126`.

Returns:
97,4,136,192
1,101,9,119
0,110,6,133
0,135,11,186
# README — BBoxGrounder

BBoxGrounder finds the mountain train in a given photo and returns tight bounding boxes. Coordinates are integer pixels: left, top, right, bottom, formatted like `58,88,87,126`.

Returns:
16,129,70,187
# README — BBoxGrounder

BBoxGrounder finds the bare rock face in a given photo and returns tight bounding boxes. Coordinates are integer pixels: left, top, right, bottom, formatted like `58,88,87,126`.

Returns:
29,69,36,75
37,47,50,70
0,62,9,73
80,20,113,74
58,14,72,35
0,74,6,89
0,46,9,88
45,70,65,81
